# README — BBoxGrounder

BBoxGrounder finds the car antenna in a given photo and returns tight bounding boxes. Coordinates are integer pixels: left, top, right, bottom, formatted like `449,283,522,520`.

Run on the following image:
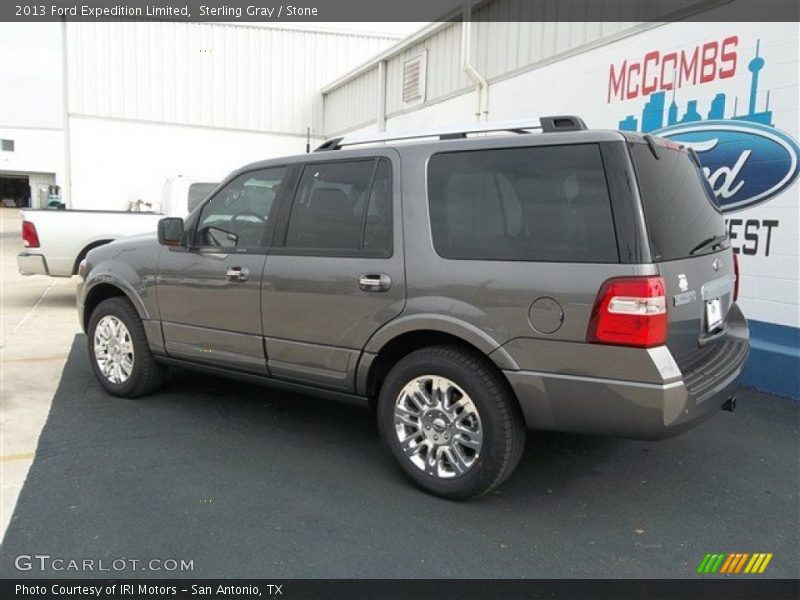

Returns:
305,126,311,154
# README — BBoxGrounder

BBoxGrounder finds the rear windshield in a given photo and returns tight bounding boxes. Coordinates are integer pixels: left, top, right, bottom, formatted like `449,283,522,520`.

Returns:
427,144,619,263
630,142,727,261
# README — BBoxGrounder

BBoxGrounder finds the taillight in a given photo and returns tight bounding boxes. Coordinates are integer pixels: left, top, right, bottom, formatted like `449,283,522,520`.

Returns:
733,253,740,302
22,221,40,248
587,276,667,348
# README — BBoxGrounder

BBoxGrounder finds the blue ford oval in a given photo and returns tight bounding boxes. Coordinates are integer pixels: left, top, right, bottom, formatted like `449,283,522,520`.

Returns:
654,120,800,212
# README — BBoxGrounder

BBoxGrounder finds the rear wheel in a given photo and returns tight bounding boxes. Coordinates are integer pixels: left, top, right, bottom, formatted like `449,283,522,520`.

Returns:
87,297,166,398
378,345,526,499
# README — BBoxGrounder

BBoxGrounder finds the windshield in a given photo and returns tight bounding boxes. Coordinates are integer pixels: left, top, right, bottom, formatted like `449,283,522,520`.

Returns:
630,142,728,261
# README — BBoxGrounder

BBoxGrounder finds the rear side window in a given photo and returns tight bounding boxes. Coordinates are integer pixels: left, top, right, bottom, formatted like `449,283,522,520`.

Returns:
630,143,728,261
285,158,392,254
427,144,618,262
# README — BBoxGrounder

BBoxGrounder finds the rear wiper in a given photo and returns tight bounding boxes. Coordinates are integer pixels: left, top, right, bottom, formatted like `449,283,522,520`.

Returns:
689,233,728,255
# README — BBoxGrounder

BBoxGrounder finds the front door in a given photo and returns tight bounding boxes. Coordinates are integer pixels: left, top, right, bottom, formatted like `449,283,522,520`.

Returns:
156,165,289,373
262,153,405,391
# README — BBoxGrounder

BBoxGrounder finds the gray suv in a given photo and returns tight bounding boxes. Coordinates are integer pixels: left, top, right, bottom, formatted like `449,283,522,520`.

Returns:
77,116,749,499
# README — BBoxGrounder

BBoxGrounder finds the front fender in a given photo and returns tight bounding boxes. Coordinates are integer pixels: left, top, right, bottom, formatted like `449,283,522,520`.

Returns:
80,258,153,331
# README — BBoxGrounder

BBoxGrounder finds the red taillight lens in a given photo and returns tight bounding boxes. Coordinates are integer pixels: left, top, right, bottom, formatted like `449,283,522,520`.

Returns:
587,276,667,348
22,221,40,248
733,253,740,302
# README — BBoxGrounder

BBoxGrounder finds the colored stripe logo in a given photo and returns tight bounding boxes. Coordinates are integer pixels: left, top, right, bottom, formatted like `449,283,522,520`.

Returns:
697,552,773,574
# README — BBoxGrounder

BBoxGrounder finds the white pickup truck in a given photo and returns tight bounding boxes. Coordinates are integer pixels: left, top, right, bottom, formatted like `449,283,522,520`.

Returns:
17,177,217,278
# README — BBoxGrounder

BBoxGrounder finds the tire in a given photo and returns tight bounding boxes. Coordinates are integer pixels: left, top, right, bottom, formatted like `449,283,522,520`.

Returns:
87,297,166,398
377,345,526,500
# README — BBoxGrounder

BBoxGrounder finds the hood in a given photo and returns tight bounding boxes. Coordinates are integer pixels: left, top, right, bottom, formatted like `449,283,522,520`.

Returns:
85,232,160,269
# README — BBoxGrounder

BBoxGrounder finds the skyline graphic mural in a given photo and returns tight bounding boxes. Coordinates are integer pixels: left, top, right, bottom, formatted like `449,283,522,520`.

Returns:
618,41,773,132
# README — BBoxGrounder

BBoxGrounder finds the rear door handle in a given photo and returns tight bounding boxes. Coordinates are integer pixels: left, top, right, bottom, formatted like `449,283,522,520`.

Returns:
226,266,250,282
358,273,391,292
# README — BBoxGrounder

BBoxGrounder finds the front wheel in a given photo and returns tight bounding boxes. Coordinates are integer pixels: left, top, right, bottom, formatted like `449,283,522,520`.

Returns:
87,297,166,398
378,345,526,499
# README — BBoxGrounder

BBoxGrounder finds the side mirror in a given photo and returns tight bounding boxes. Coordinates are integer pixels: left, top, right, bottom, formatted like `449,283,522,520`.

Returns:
158,217,185,246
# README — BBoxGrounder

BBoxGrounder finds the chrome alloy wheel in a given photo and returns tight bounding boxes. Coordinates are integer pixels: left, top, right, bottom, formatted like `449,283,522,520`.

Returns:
393,375,483,479
93,315,135,384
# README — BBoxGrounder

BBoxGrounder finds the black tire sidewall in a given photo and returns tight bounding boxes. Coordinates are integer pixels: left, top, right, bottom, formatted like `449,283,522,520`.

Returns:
87,297,151,397
378,348,512,499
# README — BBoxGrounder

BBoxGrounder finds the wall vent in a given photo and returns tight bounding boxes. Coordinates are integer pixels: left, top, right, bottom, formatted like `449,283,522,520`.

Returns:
402,51,427,106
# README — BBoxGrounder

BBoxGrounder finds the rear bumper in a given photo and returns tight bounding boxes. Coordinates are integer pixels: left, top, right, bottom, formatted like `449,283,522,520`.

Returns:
17,252,49,276
503,308,750,441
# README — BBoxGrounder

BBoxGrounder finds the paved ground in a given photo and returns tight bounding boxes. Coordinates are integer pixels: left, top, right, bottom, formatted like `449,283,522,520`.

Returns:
1,335,798,579
0,209,78,537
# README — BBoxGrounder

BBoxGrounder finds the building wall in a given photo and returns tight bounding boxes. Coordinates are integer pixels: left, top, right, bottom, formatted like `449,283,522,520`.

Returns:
384,22,468,117
67,116,311,212
65,22,397,136
322,0,711,135
1,23,398,209
0,127,64,177
322,15,799,398
61,22,397,210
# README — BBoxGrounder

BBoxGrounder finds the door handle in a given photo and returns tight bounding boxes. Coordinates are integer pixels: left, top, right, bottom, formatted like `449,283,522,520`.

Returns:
226,266,250,282
358,273,391,292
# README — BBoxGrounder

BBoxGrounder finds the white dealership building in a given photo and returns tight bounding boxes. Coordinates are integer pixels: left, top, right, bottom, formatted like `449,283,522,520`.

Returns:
1,1,797,398
0,21,399,210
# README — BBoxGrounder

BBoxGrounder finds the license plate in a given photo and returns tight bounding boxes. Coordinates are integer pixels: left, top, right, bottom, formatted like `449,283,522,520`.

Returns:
706,297,723,332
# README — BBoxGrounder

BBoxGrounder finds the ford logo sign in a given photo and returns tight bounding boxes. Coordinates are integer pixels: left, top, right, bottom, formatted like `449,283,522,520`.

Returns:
654,120,800,212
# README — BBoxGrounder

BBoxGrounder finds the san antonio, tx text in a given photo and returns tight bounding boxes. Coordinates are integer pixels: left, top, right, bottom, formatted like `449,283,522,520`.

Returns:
16,583,279,596
33,4,319,17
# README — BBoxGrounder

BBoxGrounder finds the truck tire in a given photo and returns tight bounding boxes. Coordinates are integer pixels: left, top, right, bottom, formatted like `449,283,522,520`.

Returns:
87,297,166,398
377,345,526,499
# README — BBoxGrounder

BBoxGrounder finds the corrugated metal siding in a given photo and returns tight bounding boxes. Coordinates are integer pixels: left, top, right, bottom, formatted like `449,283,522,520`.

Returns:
472,21,636,79
321,0,715,135
322,20,647,135
66,22,396,135
324,22,470,134
324,66,379,134
385,23,469,115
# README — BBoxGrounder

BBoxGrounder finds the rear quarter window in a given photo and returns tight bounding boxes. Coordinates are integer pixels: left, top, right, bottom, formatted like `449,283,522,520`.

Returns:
630,142,728,261
427,144,619,263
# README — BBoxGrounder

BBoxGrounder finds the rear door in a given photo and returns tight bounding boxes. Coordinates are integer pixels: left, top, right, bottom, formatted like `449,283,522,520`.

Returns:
261,151,404,392
629,140,735,368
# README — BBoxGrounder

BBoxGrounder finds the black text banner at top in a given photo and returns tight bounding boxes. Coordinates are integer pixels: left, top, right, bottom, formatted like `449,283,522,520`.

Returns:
4,0,800,23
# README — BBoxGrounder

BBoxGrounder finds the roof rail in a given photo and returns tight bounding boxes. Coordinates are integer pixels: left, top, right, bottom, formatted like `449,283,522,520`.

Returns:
314,115,587,151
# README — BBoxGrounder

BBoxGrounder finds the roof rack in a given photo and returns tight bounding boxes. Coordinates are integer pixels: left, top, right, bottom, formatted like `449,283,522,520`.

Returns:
314,115,587,151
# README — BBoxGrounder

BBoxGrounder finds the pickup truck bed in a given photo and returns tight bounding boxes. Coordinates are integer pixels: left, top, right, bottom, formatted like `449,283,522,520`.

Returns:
19,209,164,277
17,177,217,277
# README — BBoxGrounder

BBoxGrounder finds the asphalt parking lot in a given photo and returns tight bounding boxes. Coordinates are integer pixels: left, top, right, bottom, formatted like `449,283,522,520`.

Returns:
0,209,798,579
1,335,799,579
